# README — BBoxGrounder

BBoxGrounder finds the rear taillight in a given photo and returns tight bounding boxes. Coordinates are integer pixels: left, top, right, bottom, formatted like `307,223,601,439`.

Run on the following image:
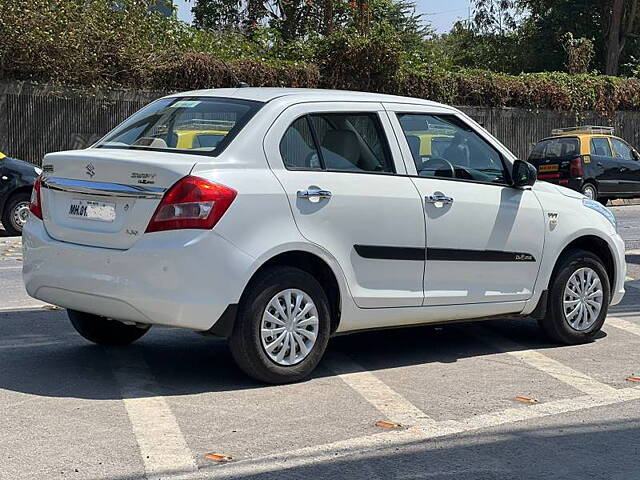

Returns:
145,176,236,233
29,175,43,219
569,157,583,177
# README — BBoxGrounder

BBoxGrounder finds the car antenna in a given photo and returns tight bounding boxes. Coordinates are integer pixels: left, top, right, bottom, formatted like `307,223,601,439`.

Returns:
218,59,250,88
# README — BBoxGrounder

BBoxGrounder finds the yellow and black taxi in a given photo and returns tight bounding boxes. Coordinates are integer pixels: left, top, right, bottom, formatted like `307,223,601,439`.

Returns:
0,151,41,235
528,126,640,204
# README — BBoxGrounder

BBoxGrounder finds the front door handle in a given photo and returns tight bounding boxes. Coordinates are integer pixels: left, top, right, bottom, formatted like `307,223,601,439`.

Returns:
426,194,454,205
297,189,332,201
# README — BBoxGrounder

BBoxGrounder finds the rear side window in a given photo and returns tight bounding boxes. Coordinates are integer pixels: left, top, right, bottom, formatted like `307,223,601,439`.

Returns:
611,138,634,160
97,97,263,156
279,113,395,173
590,138,613,157
529,137,580,162
280,117,321,170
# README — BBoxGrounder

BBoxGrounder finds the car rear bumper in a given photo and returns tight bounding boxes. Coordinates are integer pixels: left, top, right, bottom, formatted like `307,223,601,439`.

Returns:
22,218,254,330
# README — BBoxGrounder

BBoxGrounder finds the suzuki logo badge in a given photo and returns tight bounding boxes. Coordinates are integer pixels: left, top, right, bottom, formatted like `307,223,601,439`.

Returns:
86,163,95,178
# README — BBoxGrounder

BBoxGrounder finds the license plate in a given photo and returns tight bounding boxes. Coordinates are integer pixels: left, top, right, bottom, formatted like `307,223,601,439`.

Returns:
538,164,559,172
68,199,116,222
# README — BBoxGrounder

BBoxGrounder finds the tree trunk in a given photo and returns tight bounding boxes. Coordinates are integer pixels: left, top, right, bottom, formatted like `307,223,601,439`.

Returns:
605,0,625,75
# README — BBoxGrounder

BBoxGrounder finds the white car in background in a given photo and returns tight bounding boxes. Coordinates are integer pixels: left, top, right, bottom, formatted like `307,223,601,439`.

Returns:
22,88,626,383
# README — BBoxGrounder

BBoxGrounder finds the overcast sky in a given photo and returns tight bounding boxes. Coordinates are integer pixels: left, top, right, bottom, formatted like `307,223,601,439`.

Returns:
174,0,471,34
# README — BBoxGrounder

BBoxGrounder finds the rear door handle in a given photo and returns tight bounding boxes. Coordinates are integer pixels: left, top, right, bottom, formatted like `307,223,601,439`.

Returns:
426,194,454,205
297,189,332,201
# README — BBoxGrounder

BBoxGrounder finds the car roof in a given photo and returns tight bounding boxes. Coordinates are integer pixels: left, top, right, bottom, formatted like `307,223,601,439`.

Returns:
539,133,618,142
167,87,455,109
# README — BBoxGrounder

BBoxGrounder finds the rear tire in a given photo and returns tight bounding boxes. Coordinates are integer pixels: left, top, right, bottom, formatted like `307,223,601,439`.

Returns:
581,183,597,201
68,309,150,346
539,249,610,345
228,266,331,384
2,192,31,236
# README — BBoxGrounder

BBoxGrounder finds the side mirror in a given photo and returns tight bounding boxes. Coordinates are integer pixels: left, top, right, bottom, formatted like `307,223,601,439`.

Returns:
512,159,537,188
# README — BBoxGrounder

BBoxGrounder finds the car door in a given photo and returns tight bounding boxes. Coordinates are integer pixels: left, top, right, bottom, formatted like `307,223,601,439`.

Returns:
263,102,426,308
386,104,545,306
589,137,622,195
611,137,640,194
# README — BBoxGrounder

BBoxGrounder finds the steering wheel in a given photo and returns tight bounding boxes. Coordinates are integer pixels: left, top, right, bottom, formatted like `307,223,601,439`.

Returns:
420,158,456,178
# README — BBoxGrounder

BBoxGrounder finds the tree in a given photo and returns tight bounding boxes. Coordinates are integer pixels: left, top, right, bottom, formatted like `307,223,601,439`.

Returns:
604,0,639,75
472,0,517,34
192,0,429,43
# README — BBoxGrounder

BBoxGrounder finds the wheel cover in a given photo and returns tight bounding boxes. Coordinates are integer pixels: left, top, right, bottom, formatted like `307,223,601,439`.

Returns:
11,201,30,231
563,267,603,331
582,185,596,199
260,288,319,366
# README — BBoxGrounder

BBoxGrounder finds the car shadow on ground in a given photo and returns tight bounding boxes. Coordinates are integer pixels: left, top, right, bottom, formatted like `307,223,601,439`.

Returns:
0,307,610,401
626,253,640,265
193,419,640,480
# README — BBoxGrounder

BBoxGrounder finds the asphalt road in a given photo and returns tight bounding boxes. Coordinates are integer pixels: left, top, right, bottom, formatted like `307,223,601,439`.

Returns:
1,206,640,480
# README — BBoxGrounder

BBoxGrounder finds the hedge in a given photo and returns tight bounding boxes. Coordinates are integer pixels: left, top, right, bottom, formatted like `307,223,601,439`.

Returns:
2,0,640,114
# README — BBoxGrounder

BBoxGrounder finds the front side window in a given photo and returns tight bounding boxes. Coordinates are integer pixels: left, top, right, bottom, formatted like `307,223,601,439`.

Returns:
611,138,635,160
279,112,395,173
397,113,508,184
96,97,263,156
590,138,613,157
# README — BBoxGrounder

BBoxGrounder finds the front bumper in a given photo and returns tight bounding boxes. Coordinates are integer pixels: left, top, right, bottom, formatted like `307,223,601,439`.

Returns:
22,218,254,331
611,232,626,306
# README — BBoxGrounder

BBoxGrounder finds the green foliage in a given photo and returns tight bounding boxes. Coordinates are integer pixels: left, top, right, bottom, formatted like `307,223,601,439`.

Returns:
3,0,640,115
314,29,403,92
561,33,594,75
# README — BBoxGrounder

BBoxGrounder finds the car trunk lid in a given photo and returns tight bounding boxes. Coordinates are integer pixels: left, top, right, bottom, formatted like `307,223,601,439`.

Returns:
40,149,197,249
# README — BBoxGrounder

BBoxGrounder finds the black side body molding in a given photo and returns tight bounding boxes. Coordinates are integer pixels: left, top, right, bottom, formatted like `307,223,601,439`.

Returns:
354,245,536,262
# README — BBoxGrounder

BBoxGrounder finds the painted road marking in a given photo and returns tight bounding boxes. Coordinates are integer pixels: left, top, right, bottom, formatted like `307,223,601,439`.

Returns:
0,303,48,312
323,352,434,426
473,327,616,395
204,386,640,479
108,348,198,480
607,316,640,337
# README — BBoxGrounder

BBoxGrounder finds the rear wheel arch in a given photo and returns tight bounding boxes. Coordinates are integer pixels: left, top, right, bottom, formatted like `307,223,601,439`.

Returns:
242,250,342,334
1,185,32,212
580,180,598,199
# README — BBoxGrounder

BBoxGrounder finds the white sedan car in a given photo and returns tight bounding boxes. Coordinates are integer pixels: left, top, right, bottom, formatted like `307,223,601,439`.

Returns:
22,88,626,383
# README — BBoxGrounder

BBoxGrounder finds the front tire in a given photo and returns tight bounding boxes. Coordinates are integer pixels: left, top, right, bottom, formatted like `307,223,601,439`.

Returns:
68,309,150,346
539,249,610,345
2,192,31,236
228,266,331,384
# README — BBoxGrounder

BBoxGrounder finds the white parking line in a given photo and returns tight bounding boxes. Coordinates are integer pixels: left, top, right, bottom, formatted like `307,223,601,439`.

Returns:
108,348,198,480
0,303,48,312
323,352,434,426
607,316,640,337
472,328,616,396
206,386,640,479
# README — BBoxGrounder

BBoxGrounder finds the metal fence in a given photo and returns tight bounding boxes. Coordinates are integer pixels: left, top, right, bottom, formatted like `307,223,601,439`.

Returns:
1,81,639,165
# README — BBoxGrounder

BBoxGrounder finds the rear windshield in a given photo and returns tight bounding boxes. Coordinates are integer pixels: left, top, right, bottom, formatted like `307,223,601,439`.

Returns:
529,137,580,162
96,97,263,156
